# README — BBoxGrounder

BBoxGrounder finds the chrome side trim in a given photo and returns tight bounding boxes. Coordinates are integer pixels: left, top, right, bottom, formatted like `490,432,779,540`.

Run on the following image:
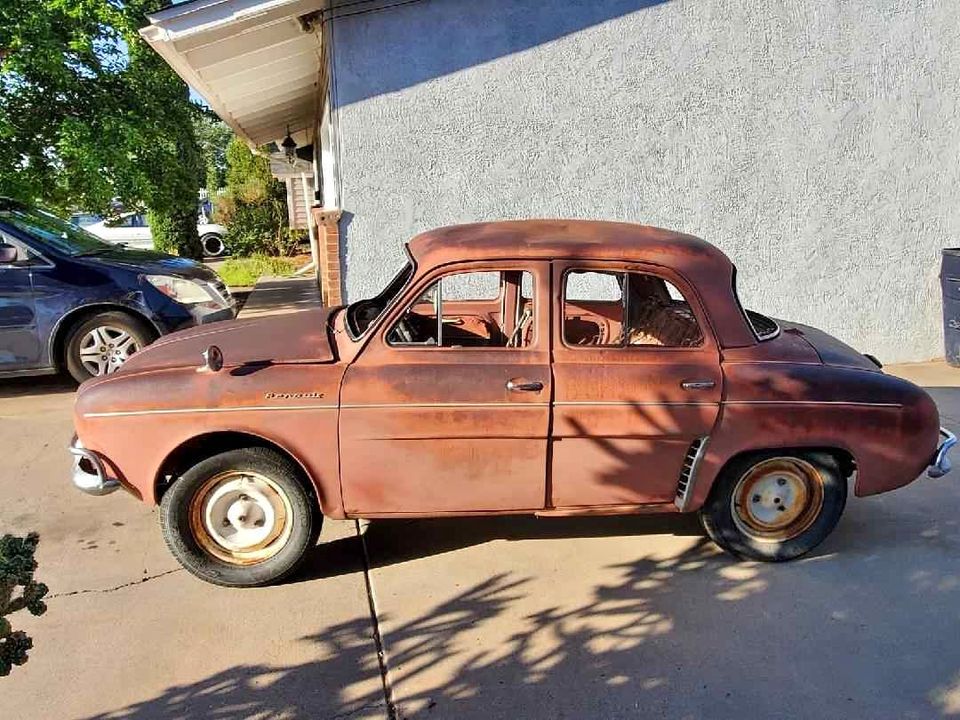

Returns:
674,436,709,511
724,400,902,409
69,438,120,496
84,404,338,418
928,427,957,479
554,401,718,407
342,402,550,410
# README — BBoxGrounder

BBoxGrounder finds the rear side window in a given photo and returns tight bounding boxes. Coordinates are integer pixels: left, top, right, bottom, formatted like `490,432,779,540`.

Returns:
746,310,779,340
731,266,779,341
562,269,703,348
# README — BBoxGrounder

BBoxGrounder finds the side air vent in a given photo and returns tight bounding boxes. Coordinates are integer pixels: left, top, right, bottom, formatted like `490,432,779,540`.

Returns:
674,436,709,511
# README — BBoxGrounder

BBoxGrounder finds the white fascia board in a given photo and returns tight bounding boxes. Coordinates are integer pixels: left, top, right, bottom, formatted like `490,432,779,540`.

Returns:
140,0,323,148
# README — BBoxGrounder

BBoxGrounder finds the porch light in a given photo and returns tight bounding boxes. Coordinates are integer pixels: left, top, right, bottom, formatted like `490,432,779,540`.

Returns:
281,127,297,164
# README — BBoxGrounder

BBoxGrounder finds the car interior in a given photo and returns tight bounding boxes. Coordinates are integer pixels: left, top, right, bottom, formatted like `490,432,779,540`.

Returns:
385,268,703,349
387,270,534,348
563,270,704,347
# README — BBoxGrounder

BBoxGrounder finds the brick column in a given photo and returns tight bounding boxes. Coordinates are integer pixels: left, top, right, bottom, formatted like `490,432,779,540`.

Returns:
311,207,343,306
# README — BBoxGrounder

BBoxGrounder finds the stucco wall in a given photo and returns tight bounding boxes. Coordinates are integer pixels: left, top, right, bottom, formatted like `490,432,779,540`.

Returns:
329,0,960,363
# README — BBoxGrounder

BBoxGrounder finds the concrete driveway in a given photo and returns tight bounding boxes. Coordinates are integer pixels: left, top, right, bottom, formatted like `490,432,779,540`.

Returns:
2,367,960,719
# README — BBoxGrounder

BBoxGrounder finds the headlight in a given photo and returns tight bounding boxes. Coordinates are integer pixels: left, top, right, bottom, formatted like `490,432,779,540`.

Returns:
145,275,224,307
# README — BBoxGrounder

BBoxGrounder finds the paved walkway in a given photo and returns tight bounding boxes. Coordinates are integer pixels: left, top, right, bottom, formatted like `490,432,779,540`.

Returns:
238,274,323,319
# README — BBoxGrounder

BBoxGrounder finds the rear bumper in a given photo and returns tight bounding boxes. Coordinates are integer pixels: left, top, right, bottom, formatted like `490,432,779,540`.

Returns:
69,436,120,496
928,427,957,479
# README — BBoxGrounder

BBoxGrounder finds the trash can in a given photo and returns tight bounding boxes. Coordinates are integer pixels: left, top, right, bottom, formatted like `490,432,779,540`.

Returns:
941,249,960,366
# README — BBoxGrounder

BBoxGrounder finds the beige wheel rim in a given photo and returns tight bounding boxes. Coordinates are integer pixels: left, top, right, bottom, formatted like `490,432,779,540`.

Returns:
189,471,292,565
731,457,825,542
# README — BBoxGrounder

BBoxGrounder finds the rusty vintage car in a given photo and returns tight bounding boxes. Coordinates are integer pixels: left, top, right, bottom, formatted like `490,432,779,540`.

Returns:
70,220,955,586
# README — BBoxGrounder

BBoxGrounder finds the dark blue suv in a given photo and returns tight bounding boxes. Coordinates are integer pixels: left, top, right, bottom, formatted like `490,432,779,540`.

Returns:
0,198,236,382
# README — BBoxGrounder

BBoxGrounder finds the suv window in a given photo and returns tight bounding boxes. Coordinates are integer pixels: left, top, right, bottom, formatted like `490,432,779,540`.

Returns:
0,234,48,267
388,270,534,348
563,269,703,347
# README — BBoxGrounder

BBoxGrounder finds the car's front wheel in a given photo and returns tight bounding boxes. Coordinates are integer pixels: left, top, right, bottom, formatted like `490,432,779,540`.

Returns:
700,450,847,562
64,311,155,383
201,233,226,257
160,447,319,587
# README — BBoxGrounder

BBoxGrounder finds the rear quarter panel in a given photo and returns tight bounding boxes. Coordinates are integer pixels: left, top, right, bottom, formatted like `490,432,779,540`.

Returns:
688,360,940,509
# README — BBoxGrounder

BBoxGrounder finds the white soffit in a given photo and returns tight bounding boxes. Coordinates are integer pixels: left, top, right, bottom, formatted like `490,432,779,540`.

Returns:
140,0,324,148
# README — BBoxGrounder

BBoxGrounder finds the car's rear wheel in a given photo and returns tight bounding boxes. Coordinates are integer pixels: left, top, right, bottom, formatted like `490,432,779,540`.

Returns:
160,448,318,587
700,451,847,562
64,311,154,383
201,233,226,257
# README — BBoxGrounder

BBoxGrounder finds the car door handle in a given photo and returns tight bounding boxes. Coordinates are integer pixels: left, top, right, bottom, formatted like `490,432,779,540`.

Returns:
681,380,716,390
506,379,544,393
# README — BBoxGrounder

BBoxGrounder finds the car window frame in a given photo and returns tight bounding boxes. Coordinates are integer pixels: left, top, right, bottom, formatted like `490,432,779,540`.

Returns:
380,262,541,353
556,260,716,354
0,232,55,270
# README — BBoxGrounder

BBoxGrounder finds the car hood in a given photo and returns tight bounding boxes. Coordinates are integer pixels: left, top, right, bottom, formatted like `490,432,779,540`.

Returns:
115,308,339,375
80,246,216,281
778,320,879,371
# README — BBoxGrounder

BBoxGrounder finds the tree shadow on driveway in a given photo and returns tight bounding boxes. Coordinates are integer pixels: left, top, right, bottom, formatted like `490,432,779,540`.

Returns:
80,513,960,720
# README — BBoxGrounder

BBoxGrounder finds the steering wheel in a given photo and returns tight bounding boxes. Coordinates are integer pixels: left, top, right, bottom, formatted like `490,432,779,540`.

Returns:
394,316,416,343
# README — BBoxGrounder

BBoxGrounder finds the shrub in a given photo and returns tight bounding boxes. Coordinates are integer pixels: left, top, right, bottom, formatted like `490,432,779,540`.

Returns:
149,206,202,258
1,533,48,677
215,139,291,256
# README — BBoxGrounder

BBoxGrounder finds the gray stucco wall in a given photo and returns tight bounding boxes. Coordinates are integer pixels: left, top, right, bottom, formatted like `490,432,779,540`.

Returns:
329,0,960,363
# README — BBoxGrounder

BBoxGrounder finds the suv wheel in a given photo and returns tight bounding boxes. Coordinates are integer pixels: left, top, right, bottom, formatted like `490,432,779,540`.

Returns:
64,311,154,383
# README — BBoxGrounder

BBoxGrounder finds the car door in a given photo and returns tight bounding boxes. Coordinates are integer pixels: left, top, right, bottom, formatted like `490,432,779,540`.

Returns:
550,261,723,509
0,235,44,371
339,262,551,515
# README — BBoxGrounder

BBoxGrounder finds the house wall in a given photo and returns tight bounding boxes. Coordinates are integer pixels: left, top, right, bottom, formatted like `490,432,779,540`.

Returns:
328,0,960,362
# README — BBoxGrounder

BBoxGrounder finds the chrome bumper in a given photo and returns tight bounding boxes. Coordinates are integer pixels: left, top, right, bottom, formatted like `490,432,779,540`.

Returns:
69,437,120,496
928,427,957,479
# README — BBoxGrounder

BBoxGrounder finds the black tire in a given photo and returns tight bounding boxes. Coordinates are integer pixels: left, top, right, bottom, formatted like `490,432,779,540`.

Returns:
64,311,155,383
700,450,847,562
159,447,319,587
201,233,226,257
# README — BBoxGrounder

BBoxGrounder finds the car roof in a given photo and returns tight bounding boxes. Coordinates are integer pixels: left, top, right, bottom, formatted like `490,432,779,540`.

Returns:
407,219,729,268
406,219,757,349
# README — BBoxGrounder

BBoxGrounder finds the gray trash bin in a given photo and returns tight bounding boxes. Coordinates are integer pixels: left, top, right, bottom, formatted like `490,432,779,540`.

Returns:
941,249,960,366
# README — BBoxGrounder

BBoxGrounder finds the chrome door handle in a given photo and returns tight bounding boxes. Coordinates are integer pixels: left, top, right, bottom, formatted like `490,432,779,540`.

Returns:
681,380,715,390
506,379,544,393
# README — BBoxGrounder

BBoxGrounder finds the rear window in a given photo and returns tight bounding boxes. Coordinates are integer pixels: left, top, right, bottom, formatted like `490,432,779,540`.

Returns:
731,266,779,341
746,310,779,340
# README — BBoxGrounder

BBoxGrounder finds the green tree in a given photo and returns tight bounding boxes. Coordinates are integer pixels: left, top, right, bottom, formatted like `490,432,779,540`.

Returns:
0,0,204,257
193,114,233,198
0,533,48,677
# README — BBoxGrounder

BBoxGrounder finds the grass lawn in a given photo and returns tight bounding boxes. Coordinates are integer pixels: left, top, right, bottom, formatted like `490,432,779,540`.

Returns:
216,255,298,287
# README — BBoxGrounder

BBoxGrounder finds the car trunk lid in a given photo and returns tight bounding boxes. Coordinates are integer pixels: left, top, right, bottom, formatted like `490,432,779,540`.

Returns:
778,320,880,371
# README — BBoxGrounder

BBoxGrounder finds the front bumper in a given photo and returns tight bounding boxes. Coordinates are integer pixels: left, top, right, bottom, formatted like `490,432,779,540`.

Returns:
69,436,120,496
928,427,957,479
190,304,236,325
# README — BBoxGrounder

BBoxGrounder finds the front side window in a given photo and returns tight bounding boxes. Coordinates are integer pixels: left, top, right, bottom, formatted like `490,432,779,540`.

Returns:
388,270,534,348
0,234,47,267
563,269,703,348
0,199,111,256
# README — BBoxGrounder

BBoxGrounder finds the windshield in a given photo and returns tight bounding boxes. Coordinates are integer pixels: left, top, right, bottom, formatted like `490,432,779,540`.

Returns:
0,199,114,256
345,261,415,339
